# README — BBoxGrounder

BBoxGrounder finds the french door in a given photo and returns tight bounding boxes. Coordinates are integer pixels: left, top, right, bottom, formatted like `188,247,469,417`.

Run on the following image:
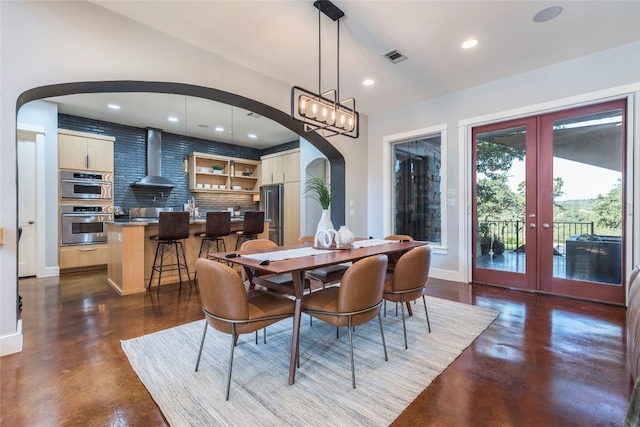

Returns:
472,99,626,304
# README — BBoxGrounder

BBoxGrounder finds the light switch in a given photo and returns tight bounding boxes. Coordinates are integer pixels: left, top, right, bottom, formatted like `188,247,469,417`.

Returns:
350,200,356,207
447,188,455,197
447,199,455,207
350,208,355,216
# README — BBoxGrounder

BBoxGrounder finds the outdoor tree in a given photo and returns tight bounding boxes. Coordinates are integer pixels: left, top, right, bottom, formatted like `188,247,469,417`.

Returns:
593,179,622,230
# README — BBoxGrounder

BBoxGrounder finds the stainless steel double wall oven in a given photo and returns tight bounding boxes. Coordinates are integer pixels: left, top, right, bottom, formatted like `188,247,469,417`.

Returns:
60,170,113,245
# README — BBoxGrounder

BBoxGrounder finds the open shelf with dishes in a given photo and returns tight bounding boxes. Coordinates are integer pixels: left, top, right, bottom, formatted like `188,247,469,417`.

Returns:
188,152,260,193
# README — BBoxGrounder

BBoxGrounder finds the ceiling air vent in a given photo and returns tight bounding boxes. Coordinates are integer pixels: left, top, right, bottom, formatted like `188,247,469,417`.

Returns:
383,49,408,64
246,112,262,119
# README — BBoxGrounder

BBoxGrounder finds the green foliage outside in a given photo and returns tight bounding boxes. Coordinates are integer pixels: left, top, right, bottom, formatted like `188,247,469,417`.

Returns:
476,140,622,242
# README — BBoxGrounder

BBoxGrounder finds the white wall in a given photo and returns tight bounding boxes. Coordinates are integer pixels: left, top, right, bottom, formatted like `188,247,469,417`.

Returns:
368,41,640,281
0,1,365,352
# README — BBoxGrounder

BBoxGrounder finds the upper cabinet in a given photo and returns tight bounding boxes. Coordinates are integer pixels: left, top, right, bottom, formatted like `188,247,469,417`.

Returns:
261,149,300,184
188,152,260,193
58,129,114,172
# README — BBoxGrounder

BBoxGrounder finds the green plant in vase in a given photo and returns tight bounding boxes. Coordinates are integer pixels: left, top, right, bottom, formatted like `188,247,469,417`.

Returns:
212,164,224,174
304,176,335,232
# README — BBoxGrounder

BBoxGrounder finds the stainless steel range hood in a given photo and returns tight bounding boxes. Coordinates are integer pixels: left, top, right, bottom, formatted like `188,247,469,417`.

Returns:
132,128,175,188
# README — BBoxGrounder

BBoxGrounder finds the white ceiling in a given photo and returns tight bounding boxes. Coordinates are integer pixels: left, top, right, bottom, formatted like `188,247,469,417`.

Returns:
47,1,640,147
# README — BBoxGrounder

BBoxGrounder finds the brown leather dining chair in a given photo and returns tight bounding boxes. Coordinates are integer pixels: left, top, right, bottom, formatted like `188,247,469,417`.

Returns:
301,254,389,388
383,245,432,349
194,258,295,400
240,239,311,294
298,235,349,289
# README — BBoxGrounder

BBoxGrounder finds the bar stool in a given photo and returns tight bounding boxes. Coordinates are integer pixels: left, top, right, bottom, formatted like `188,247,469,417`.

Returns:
148,211,191,294
194,211,231,282
235,211,265,250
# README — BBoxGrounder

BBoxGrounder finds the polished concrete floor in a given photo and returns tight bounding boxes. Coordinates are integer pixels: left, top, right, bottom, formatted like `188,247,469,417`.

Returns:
1,270,631,426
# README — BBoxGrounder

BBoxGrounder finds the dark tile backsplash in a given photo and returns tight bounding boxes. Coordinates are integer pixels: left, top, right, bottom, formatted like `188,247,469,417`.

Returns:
58,114,298,214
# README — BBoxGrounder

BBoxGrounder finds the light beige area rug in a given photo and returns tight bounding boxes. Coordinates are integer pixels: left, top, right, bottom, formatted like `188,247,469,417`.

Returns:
122,296,499,426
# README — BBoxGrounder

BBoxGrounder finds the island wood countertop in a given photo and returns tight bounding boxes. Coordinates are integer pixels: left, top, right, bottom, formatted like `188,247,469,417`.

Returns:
106,219,268,295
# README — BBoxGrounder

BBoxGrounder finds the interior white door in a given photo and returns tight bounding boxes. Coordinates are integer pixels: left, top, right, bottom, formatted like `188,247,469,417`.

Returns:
18,130,38,277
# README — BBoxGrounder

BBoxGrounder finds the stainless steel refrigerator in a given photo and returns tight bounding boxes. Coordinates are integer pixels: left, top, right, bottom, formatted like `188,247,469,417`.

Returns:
259,184,284,245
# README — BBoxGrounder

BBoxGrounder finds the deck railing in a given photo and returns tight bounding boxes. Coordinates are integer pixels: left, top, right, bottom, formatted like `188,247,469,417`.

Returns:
480,220,595,255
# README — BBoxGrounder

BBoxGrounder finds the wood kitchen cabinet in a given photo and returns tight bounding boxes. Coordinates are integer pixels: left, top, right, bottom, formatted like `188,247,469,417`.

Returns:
188,152,260,193
59,244,110,270
261,149,300,184
58,129,114,172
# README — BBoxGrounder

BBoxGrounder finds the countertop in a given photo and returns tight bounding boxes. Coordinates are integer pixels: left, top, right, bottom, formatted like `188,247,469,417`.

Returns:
108,218,246,227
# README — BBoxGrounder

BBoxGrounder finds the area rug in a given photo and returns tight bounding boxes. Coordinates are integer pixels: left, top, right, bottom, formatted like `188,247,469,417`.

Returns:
121,296,499,426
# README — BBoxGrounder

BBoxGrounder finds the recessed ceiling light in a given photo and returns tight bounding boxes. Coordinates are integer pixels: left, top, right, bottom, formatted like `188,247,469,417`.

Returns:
108,104,120,110
363,79,375,86
248,134,257,139
197,124,209,128
533,6,562,23
168,117,178,122
462,39,478,49
215,127,224,132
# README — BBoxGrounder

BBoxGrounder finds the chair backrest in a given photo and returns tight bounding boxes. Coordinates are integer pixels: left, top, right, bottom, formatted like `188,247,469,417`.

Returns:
240,238,277,251
338,254,388,325
298,235,315,245
205,211,231,238
157,211,190,240
391,245,431,292
196,258,249,333
242,211,265,235
384,234,414,242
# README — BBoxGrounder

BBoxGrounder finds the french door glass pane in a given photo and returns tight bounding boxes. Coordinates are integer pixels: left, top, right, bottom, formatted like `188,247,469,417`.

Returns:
393,135,441,243
475,126,526,272
552,109,623,284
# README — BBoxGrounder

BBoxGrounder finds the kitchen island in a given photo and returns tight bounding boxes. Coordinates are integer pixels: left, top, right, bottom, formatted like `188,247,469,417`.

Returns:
106,218,268,295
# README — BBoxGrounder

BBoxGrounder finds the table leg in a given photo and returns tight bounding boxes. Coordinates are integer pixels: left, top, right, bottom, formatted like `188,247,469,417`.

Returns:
288,270,305,385
243,266,256,290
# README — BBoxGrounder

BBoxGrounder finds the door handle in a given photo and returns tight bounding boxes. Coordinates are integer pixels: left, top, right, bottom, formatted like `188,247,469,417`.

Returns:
79,247,97,252
542,223,550,229
27,220,34,225
528,223,536,229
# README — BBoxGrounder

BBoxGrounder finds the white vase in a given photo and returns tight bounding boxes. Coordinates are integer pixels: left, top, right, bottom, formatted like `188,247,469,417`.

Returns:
335,225,355,248
316,209,334,233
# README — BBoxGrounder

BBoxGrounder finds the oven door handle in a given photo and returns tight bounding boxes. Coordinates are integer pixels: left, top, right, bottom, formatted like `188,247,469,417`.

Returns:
61,179,111,185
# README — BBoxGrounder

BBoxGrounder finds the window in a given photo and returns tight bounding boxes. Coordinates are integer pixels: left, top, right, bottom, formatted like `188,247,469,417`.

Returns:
392,131,442,244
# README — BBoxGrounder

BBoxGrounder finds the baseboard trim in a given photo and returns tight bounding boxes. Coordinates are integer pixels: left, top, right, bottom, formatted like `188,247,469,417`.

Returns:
430,268,466,283
0,319,23,356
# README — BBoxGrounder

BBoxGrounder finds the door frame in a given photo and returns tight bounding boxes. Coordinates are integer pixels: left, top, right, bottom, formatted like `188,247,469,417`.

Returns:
459,85,639,304
16,124,55,278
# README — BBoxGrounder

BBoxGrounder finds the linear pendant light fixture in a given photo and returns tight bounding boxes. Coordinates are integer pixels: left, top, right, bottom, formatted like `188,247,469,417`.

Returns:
291,0,359,138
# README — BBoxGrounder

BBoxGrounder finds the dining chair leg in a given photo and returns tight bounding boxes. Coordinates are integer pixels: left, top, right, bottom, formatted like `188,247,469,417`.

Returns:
263,327,267,344
336,326,340,339
383,299,387,317
422,295,431,333
377,312,388,361
255,330,258,344
195,321,208,371
400,295,408,349
226,326,237,401
348,316,356,389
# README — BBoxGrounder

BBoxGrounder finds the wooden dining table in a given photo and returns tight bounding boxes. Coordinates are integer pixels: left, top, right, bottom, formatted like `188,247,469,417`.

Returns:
208,239,427,384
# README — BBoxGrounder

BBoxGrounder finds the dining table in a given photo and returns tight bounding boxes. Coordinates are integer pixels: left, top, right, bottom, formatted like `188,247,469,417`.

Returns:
208,238,427,384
